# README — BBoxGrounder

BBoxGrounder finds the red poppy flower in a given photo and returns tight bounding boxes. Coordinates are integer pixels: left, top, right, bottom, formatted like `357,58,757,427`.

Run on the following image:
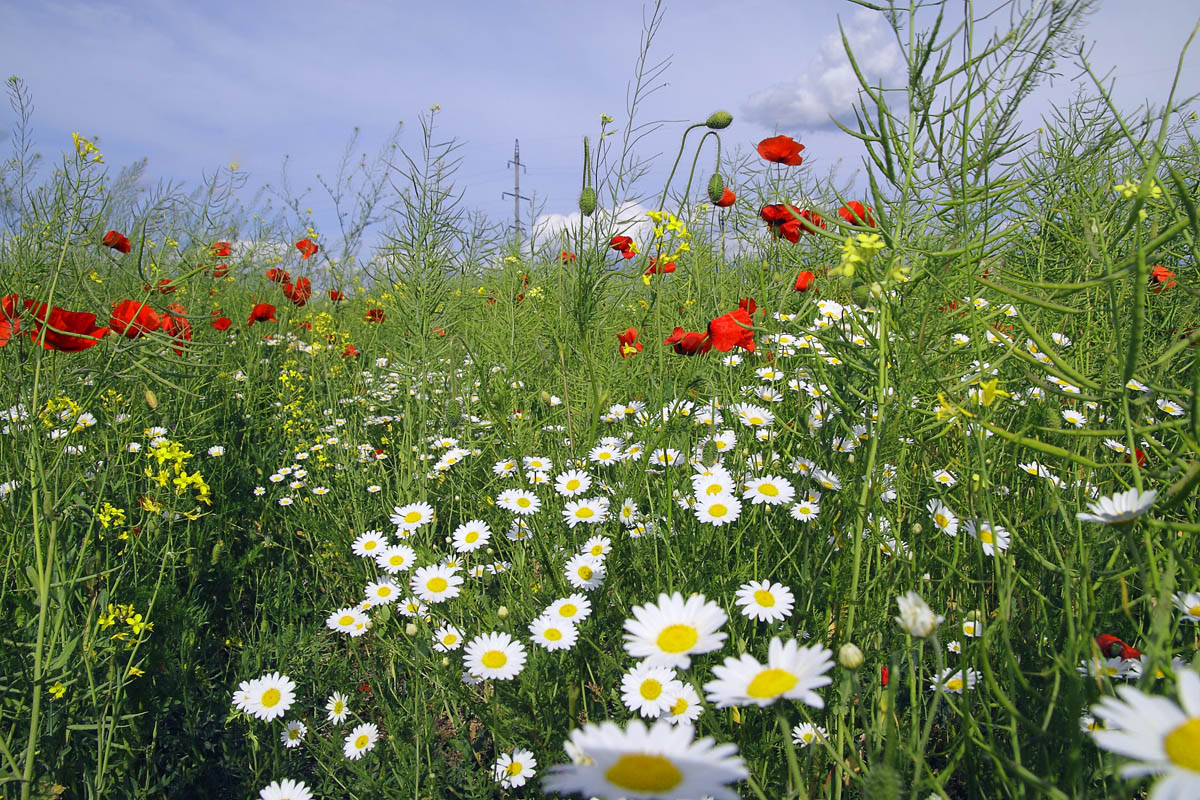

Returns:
211,314,232,332
23,300,110,352
365,309,385,323
1096,634,1141,661
247,303,277,326
0,294,21,348
266,268,290,284
211,241,232,258
794,270,816,292
838,202,876,227
329,290,344,302
644,258,676,275
756,135,804,166
296,239,319,260
102,230,132,254
610,235,637,259
707,300,758,353
283,277,312,306
798,209,826,232
560,251,577,264
1150,265,1177,293
343,343,359,358
715,187,737,208
1123,448,1148,468
109,299,162,339
760,204,808,243
433,325,447,337
211,264,228,278
664,327,712,355
160,303,192,355
617,328,642,358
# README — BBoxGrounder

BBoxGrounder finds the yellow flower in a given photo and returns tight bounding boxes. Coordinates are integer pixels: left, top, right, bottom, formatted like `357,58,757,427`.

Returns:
127,667,145,678
48,682,66,700
98,605,117,630
976,378,1010,408
127,613,145,635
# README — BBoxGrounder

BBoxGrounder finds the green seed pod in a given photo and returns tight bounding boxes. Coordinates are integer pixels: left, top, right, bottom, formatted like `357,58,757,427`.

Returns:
851,284,874,308
707,173,725,205
579,187,597,217
862,763,902,800
705,110,733,130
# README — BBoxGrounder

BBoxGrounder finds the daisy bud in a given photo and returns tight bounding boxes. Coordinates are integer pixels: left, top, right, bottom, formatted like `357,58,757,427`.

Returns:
839,643,864,670
706,110,733,129
707,173,725,205
405,623,418,636
497,605,509,620
579,187,597,217
441,657,450,668
895,591,942,638
911,522,923,535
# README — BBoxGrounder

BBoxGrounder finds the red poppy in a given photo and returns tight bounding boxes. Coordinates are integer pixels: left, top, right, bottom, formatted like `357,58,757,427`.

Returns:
296,239,319,260
23,300,110,352
283,277,312,306
160,302,192,355
343,343,359,358
266,268,291,283
664,327,712,355
211,264,228,278
1123,448,1148,468
211,314,232,332
838,202,876,227
297,320,313,331
881,666,889,686
365,309,385,323
798,209,826,232
247,303,277,326
329,290,344,302
714,187,737,208
760,204,807,243
707,299,758,353
102,230,132,254
757,135,804,166
1150,265,1177,293
560,251,577,264
610,235,637,259
0,294,21,348
617,328,642,358
794,270,816,292
432,325,447,336
109,299,162,339
644,258,676,275
1096,634,1141,661
211,241,232,258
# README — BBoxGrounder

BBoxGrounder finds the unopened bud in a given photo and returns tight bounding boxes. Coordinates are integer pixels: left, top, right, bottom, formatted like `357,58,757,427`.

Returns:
144,389,158,410
705,110,733,129
404,623,418,636
839,642,864,670
911,522,923,535
707,173,725,205
441,657,451,667
497,605,509,619
579,187,597,217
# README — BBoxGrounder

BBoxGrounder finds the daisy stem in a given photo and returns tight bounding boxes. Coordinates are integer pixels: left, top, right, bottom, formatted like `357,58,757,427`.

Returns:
776,707,807,799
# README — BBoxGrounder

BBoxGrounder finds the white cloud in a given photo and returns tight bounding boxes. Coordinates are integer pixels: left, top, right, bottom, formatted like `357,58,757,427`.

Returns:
742,9,904,132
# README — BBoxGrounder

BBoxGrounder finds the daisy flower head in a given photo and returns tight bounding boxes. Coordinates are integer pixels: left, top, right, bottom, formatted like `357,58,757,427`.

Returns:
742,475,795,506
410,564,464,604
1157,397,1186,417
326,691,350,723
734,580,795,623
932,469,958,487
623,591,728,669
281,719,307,748
1062,408,1087,428
555,469,592,497
896,591,943,638
232,672,296,722
350,530,386,558
1089,667,1200,798
617,497,641,526
694,492,743,527
529,615,579,651
663,682,703,725
494,748,538,789
343,722,379,760
544,718,748,800
704,637,834,708
589,443,624,466
523,455,552,472
259,779,313,800
433,624,464,652
326,607,370,637
565,553,606,590
563,496,609,528
463,631,527,681
621,662,684,718
376,544,417,574
1173,592,1200,623
1077,488,1157,525
364,579,401,606
792,722,827,747
451,519,491,553
789,500,820,522
496,488,541,516
493,458,517,477
390,501,434,534
927,499,959,537
965,519,1010,556
546,594,592,624
930,667,979,694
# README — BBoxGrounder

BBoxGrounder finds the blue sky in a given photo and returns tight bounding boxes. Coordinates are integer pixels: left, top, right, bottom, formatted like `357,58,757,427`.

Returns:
3,0,1198,250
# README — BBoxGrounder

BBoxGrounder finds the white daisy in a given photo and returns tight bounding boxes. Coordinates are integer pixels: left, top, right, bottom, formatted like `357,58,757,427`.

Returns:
546,594,592,624
621,662,683,718
742,475,795,506
390,501,434,533
493,748,538,789
895,591,942,638
927,499,959,537
259,779,313,800
704,637,833,708
364,579,401,606
792,722,827,747
930,668,979,694
352,530,388,558
734,580,795,623
789,501,820,522
1157,398,1185,417
1077,488,1157,525
326,691,350,723
694,493,743,527
565,553,606,590
965,519,1011,556
1173,593,1200,623
529,615,579,651
432,624,464,652
932,469,958,487
326,607,370,637
663,682,703,725
410,564,464,604
376,544,417,574
463,632,527,680
496,488,541,516
232,672,295,722
562,497,609,528
623,591,728,668
280,719,307,748
343,722,379,759
555,469,592,497
451,520,491,553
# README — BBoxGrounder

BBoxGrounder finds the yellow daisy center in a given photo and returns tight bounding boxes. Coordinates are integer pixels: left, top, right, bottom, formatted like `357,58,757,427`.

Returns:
427,577,448,593
567,479,580,491
946,678,964,691
753,590,776,607
576,507,594,519
710,503,728,517
640,679,662,700
390,556,406,567
1164,717,1200,771
980,530,994,544
578,566,593,580
339,615,354,626
560,604,577,617
935,514,948,528
760,484,779,497
545,628,562,641
517,497,531,508
746,668,798,698
364,540,378,550
354,734,369,749
443,634,457,645
749,416,763,425
261,688,281,707
404,511,422,524
481,650,507,669
376,586,392,597
506,761,523,776
670,697,689,715
465,531,479,543
656,624,699,653
605,754,683,792
1189,605,1200,617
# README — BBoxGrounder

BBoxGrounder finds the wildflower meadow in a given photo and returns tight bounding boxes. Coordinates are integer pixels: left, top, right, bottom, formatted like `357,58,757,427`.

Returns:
3,2,1200,798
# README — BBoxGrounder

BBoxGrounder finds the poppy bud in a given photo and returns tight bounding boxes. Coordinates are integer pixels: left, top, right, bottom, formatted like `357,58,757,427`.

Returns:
707,173,725,205
705,110,733,129
851,284,873,307
579,187,597,217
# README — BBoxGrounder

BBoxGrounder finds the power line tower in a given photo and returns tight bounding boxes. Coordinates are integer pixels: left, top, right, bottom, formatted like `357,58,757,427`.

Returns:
502,139,530,239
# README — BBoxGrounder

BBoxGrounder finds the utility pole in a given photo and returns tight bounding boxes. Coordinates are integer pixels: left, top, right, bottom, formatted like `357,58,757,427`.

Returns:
502,139,530,239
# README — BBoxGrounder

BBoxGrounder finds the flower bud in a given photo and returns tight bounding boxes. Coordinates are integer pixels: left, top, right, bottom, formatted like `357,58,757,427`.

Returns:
839,642,864,669
441,657,451,667
705,110,733,129
707,173,726,205
404,622,418,636
144,389,158,410
911,522,923,535
895,590,943,638
497,605,509,620
579,187,597,217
